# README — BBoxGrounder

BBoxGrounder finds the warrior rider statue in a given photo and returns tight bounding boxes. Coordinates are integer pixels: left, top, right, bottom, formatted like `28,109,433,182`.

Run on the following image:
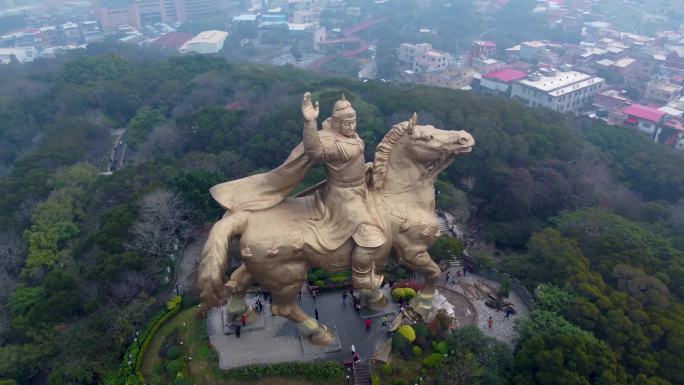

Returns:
300,92,386,300
209,92,387,306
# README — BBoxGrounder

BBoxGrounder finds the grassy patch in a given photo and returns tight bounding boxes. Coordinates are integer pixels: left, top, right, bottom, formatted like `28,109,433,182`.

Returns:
141,307,346,385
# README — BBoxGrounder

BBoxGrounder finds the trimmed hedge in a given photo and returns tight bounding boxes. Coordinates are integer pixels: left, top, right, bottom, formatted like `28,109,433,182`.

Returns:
223,361,344,380
134,297,183,382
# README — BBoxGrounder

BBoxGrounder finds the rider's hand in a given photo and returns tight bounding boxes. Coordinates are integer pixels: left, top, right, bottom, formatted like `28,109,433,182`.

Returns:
302,92,319,123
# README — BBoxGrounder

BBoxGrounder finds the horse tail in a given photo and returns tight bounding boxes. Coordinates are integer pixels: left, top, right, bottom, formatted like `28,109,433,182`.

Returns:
198,211,247,309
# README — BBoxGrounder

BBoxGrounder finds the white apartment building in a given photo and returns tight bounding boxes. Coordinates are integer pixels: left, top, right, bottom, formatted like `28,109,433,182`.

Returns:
413,49,451,73
398,42,432,64
511,70,604,112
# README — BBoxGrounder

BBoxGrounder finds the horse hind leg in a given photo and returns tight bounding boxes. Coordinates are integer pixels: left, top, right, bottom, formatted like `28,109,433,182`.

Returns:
271,282,336,346
223,264,255,323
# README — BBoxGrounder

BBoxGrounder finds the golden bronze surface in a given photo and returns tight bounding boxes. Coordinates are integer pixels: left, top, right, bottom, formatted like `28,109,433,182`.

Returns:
198,93,474,345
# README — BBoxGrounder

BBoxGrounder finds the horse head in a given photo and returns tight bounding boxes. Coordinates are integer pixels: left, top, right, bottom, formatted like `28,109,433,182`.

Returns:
372,115,474,191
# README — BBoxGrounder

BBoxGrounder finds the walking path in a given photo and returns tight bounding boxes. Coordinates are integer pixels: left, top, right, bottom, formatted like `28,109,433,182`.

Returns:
439,268,528,347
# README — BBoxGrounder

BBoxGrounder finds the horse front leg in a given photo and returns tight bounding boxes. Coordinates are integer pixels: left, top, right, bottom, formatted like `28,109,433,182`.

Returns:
398,250,441,318
271,281,336,346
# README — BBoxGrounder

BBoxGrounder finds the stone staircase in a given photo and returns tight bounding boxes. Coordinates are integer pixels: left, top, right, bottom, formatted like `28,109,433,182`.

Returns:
353,360,372,385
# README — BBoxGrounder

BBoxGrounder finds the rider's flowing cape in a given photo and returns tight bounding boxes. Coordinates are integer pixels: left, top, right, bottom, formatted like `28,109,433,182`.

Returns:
209,142,314,212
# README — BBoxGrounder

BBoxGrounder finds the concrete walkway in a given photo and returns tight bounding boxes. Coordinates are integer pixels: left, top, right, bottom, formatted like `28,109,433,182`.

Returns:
207,287,396,369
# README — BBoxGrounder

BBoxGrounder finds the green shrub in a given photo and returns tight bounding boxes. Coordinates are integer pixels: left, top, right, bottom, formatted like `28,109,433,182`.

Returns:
397,325,416,342
498,278,512,298
312,280,325,288
224,361,344,380
422,353,445,369
166,345,182,360
166,295,182,311
391,288,404,302
380,363,392,376
412,345,422,357
392,333,409,351
434,340,448,354
166,359,184,374
393,379,408,385
414,322,428,338
371,375,380,385
403,288,416,300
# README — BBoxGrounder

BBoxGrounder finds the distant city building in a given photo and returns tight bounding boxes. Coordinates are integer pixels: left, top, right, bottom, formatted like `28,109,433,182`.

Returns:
398,42,431,64
179,30,227,54
472,57,506,75
182,0,222,19
596,57,638,82
622,104,667,137
469,40,496,65
520,41,545,62
511,70,604,112
480,68,528,95
232,14,260,38
645,80,683,104
412,48,451,73
152,31,192,50
0,47,35,63
593,89,630,124
94,0,186,30
423,68,474,90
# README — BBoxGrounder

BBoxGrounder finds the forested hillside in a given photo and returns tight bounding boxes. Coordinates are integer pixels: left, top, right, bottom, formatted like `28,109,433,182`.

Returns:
1,46,684,385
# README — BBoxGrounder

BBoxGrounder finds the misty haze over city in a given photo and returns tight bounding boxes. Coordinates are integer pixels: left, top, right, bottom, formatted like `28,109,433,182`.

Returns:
2,1,684,385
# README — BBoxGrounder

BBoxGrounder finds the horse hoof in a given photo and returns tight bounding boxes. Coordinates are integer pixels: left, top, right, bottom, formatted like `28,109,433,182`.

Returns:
367,294,388,311
410,293,434,319
308,325,336,346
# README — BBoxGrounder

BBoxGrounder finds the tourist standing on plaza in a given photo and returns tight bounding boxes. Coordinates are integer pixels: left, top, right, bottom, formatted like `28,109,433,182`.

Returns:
342,290,348,304
365,318,372,331
487,316,493,329
235,325,241,338
382,315,388,327
240,314,247,327
314,308,319,320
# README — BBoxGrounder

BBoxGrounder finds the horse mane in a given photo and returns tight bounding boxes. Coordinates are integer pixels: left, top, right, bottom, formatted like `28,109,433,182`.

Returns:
372,121,409,189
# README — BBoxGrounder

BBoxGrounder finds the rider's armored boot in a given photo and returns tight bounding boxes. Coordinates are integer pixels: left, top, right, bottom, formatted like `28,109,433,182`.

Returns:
351,245,388,310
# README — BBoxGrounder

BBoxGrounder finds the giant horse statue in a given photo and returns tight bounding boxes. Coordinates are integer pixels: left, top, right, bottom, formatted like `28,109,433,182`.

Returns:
198,97,474,346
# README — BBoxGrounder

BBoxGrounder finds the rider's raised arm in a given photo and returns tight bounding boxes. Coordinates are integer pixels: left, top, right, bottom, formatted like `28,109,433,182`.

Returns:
302,92,322,160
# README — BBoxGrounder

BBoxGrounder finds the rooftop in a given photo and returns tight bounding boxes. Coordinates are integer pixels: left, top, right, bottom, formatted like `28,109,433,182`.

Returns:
648,81,682,93
152,31,192,49
474,40,496,47
233,14,259,21
522,41,546,48
193,30,228,43
483,68,528,83
518,70,596,93
623,104,666,123
614,58,636,67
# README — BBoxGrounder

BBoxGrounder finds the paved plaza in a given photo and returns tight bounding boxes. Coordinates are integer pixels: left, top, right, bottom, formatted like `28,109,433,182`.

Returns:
207,286,399,369
206,270,529,368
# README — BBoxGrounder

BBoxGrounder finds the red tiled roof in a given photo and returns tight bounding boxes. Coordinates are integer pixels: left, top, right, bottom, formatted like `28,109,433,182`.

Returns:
152,32,193,50
483,68,528,83
623,104,666,123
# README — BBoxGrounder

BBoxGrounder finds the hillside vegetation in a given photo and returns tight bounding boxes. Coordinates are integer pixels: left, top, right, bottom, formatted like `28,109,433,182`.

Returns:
0,47,683,385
